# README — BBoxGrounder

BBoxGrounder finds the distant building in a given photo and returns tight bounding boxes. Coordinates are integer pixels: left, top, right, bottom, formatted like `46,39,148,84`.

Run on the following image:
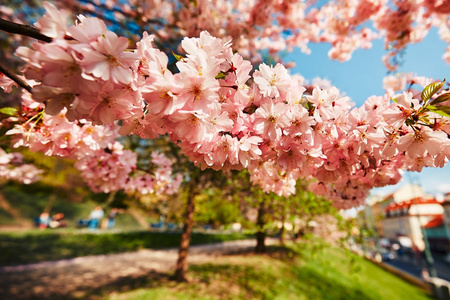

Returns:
366,185,429,237
440,200,450,258
423,215,449,252
443,198,450,239
382,197,443,251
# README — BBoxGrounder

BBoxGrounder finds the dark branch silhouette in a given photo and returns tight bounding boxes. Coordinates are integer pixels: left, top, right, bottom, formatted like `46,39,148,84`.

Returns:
0,18,52,43
0,64,32,94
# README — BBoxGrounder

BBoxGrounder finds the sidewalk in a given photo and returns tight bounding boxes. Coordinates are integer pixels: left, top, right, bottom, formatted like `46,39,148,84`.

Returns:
372,255,450,300
0,239,277,299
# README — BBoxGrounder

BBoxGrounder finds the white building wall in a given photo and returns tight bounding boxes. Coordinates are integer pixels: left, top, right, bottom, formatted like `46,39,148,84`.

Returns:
382,216,411,240
381,205,442,251
392,185,427,203
409,216,425,251
409,204,444,215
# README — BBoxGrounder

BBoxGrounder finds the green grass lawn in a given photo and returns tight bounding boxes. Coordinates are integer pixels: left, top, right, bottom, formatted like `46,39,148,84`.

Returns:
0,230,253,266
106,242,432,300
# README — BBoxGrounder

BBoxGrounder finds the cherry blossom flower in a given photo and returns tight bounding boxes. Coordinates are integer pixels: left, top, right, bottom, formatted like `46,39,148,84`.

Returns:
34,1,69,39
398,127,447,159
254,101,291,141
79,31,140,84
0,73,17,92
253,63,291,98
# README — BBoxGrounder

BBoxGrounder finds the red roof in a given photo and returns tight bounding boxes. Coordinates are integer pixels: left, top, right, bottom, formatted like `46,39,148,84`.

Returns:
385,197,441,212
382,193,394,202
423,215,444,228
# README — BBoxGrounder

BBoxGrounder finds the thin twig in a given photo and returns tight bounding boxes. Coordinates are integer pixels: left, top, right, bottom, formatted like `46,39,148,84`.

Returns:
81,0,172,27
0,18,52,43
0,63,32,94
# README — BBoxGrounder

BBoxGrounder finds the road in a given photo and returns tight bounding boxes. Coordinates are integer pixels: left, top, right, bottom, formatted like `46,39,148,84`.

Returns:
385,252,450,282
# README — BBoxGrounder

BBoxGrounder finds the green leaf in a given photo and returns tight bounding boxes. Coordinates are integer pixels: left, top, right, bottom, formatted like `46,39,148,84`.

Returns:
430,93,450,105
421,79,445,102
391,98,398,103
431,110,450,118
215,72,226,79
427,104,450,118
172,51,183,61
0,107,18,116
305,100,313,110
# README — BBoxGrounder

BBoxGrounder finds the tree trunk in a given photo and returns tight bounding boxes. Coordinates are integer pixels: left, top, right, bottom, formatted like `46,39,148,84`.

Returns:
173,175,197,282
279,204,286,245
0,191,33,228
105,190,117,206
255,201,266,253
279,221,286,245
43,193,56,214
127,206,149,229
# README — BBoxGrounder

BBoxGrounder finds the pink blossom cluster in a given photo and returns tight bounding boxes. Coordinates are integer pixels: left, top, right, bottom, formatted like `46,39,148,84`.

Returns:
125,152,183,196
309,214,347,246
0,73,17,93
74,142,137,193
0,148,43,184
72,146,182,194
5,87,181,195
383,72,435,98
14,3,143,126
7,96,120,159
48,0,450,70
68,138,180,194
433,13,450,63
6,4,450,209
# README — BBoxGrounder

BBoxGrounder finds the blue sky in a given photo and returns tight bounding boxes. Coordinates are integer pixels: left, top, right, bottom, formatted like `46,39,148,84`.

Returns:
285,29,450,198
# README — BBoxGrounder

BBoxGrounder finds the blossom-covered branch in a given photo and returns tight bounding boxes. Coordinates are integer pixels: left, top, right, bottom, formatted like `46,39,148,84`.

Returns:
39,0,450,70
2,3,450,209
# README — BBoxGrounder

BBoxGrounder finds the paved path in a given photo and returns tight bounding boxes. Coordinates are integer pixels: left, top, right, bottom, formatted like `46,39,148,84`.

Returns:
0,239,277,299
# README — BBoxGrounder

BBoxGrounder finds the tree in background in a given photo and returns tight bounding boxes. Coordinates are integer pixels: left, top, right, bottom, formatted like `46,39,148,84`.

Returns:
0,147,42,184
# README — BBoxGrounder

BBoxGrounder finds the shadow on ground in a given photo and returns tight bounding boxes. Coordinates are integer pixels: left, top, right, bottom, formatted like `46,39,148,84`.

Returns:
0,271,169,300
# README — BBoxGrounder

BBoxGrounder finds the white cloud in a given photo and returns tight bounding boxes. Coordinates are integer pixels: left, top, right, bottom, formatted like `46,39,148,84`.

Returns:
436,183,450,194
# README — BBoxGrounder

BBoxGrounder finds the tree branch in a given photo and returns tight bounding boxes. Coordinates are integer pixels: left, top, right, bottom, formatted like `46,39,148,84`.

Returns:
81,0,170,27
0,64,32,94
0,18,52,43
